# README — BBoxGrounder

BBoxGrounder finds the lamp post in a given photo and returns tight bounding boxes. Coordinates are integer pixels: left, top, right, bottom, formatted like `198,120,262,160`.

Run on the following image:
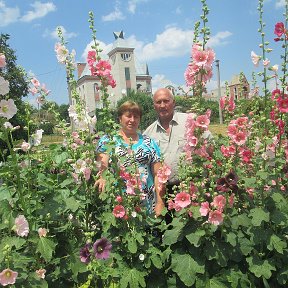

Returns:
215,60,223,124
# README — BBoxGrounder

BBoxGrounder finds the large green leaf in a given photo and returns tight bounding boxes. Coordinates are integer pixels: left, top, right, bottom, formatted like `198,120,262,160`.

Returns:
186,229,205,247
127,236,137,254
171,253,204,287
64,197,80,212
267,234,287,254
162,218,185,245
119,268,146,288
36,237,57,262
246,256,276,279
249,208,270,226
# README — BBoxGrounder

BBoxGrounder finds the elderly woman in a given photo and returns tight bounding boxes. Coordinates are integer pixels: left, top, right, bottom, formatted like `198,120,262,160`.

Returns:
95,101,164,216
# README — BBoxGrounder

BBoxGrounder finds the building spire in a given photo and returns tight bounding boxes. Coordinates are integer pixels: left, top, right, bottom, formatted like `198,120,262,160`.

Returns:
113,30,124,39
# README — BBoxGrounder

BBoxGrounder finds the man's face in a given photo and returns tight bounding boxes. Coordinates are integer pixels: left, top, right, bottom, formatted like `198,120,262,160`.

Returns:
153,90,175,121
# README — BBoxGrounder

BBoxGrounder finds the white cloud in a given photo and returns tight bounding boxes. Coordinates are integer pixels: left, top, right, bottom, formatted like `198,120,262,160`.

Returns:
275,0,286,8
0,1,20,27
151,74,177,92
207,31,233,47
47,26,77,40
20,1,56,22
128,0,149,14
81,40,113,61
102,7,125,21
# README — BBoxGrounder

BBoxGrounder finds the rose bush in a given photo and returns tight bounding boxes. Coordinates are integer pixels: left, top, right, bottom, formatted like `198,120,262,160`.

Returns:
0,0,287,287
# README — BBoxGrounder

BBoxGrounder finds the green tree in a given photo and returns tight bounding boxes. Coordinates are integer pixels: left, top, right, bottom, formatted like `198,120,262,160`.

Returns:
116,90,157,131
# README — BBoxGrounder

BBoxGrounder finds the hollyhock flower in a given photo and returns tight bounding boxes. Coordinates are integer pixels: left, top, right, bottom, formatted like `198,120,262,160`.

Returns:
240,148,253,163
95,60,112,77
15,215,29,237
33,129,44,146
225,171,238,187
83,167,91,181
79,243,91,264
87,50,97,67
38,228,48,237
216,177,230,192
251,51,261,66
271,64,279,72
0,99,17,119
199,201,210,216
35,269,46,279
274,22,285,37
0,268,18,286
0,76,10,96
263,59,270,67
157,163,171,184
3,122,13,129
21,141,30,152
195,114,210,129
271,89,281,100
126,181,136,195
229,194,235,207
0,53,6,67
277,96,288,113
174,192,191,208
221,145,236,157
116,195,123,203
93,237,112,260
167,199,175,210
212,195,226,211
72,159,87,174
113,205,126,218
235,116,248,127
219,96,226,110
193,49,209,66
55,43,69,64
208,210,224,225
232,131,247,146
139,254,145,261
31,77,40,87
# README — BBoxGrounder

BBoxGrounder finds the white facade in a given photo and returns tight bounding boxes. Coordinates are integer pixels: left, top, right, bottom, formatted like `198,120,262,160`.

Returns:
76,31,152,113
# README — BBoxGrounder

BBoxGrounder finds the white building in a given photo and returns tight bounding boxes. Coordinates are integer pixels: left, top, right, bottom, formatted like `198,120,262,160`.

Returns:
76,31,152,114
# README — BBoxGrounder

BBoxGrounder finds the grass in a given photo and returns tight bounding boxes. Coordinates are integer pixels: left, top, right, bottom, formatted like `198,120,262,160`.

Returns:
42,134,64,145
209,124,227,136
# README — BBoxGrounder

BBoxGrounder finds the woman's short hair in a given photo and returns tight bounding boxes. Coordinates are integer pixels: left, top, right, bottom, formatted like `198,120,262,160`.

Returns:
117,101,142,118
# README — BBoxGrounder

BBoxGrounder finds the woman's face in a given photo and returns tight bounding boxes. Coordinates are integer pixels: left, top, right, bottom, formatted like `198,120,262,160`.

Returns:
119,111,140,134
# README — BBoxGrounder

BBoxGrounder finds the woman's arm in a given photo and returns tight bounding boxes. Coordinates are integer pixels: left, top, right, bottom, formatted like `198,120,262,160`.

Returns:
152,162,166,217
94,153,109,193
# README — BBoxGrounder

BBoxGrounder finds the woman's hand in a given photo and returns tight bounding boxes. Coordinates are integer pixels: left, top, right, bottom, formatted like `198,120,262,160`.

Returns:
94,177,106,193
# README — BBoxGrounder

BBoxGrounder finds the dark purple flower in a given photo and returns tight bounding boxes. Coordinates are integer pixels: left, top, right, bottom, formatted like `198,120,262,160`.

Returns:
79,243,91,264
225,171,238,186
93,238,112,260
216,177,230,192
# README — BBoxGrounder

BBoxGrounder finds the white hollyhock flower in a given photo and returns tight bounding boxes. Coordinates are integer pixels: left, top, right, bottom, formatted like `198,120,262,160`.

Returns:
0,99,17,119
0,76,9,95
139,254,145,261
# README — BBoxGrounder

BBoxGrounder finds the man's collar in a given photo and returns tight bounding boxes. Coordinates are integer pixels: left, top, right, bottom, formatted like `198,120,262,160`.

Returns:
156,112,178,128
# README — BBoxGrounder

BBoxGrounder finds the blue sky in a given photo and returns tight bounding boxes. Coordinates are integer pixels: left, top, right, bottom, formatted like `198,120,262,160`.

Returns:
0,0,286,105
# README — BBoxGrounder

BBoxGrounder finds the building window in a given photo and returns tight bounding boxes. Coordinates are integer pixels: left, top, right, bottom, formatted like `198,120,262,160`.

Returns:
121,53,131,61
125,67,130,80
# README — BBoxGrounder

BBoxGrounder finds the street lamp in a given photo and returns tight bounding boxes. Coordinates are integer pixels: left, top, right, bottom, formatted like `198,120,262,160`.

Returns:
215,60,223,125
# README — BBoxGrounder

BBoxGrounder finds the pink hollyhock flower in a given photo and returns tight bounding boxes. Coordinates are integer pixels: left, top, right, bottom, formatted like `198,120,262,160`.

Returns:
251,51,261,66
235,116,248,127
21,141,31,152
116,195,123,203
55,43,69,64
0,53,6,68
0,76,10,96
157,163,171,184
15,215,29,237
195,114,210,129
113,205,126,218
126,181,136,195
219,96,226,110
29,86,38,95
206,48,216,65
277,96,288,113
263,59,270,67
227,95,236,111
274,22,285,37
79,243,91,264
208,210,224,225
31,77,40,87
87,50,97,67
240,148,253,163
0,268,18,286
167,199,174,210
232,131,247,146
193,49,209,66
174,192,191,208
84,167,91,181
93,237,112,260
72,159,87,174
271,89,281,100
199,201,210,216
35,268,46,279
229,194,235,207
212,195,226,211
38,228,48,237
0,99,17,119
95,60,112,77
221,145,236,157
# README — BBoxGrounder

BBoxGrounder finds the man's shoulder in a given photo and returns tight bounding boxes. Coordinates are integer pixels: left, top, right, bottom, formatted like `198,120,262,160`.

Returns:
143,120,158,135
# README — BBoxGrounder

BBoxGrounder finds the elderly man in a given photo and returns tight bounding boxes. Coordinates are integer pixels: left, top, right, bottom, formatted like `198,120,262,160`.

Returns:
144,88,212,191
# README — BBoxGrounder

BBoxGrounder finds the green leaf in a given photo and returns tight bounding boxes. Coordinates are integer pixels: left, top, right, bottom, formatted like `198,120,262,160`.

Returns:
64,197,80,212
186,229,205,247
267,234,287,254
119,268,146,288
256,171,269,180
246,256,276,279
36,237,56,262
171,254,204,287
206,278,228,288
150,253,162,269
162,218,185,245
127,236,137,254
249,208,270,226
225,232,237,247
59,178,75,188
238,237,253,256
